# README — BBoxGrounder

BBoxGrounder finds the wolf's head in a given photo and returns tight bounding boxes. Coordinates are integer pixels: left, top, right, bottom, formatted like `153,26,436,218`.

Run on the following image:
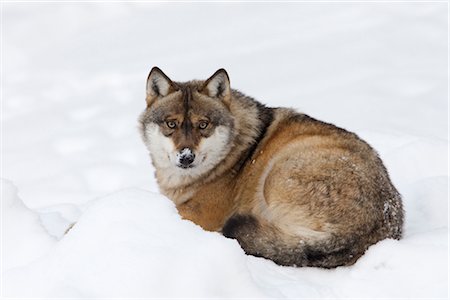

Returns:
139,67,236,186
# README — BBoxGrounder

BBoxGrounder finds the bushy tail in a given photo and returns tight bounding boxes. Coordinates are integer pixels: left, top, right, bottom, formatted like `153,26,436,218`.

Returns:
222,214,364,268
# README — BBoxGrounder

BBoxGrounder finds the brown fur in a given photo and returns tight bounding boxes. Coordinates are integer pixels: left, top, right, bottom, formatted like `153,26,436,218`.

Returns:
139,67,404,268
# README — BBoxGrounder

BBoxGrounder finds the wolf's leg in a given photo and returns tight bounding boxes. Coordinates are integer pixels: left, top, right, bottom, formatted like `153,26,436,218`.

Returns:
177,195,235,232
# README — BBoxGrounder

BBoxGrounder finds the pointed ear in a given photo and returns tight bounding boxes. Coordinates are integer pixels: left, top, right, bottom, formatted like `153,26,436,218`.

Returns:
201,69,231,101
146,67,178,104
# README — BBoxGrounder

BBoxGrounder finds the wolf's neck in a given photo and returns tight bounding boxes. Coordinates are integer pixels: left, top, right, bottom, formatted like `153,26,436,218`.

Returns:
230,100,274,173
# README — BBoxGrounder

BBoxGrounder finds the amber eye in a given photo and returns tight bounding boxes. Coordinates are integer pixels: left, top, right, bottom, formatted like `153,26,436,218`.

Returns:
166,121,177,129
198,121,209,130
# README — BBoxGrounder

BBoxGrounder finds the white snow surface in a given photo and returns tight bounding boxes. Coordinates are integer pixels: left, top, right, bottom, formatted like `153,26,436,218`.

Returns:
2,2,448,298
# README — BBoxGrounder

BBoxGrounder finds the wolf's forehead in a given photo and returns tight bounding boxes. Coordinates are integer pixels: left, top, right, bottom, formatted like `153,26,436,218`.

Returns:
144,82,233,126
151,92,212,115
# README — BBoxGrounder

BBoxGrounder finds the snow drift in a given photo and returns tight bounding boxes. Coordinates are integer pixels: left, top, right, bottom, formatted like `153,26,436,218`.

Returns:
2,177,447,298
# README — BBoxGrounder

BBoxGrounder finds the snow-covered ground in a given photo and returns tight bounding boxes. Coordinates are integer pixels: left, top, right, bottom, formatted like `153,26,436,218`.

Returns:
2,2,448,298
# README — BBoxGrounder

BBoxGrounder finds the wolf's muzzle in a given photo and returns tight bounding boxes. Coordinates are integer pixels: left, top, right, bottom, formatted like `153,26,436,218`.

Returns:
177,148,195,169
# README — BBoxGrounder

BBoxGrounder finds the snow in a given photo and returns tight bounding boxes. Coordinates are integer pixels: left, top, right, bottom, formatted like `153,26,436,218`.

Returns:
1,180,55,272
2,2,448,298
3,187,265,298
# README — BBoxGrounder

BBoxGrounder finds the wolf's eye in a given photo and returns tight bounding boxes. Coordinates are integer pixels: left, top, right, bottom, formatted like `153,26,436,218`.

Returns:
166,121,177,129
198,121,209,130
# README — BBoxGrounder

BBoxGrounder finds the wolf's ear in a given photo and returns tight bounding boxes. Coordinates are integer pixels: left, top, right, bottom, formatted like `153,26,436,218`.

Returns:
146,67,178,103
201,69,231,102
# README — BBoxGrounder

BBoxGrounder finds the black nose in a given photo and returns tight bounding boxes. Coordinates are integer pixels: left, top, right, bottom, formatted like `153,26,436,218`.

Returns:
179,154,195,166
178,148,195,168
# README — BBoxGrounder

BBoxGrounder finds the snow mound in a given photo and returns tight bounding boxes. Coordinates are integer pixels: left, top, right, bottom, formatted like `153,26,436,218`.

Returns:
2,179,447,298
2,180,55,271
3,186,265,298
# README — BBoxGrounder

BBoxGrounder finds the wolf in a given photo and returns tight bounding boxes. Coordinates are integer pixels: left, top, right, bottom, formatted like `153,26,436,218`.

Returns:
138,67,404,268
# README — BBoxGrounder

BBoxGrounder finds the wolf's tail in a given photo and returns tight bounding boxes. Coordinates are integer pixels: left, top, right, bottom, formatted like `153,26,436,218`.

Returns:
222,214,366,268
